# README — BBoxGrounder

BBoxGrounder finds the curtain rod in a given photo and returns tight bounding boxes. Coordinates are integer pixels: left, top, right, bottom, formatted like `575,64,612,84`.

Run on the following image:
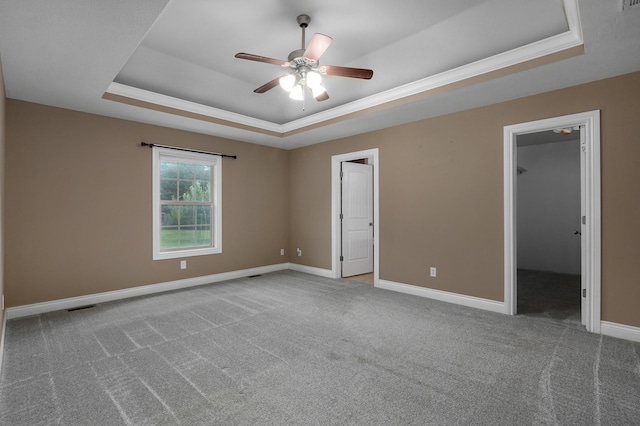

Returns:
140,142,237,159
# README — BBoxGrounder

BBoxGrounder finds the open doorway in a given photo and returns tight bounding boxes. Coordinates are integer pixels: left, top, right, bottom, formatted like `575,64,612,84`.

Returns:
516,132,581,324
331,149,380,286
504,111,601,334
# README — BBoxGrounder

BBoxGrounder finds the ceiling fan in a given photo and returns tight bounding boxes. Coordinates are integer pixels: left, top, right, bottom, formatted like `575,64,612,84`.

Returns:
235,14,374,103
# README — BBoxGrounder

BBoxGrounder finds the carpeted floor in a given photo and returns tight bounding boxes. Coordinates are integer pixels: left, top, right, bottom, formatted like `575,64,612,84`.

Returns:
517,269,582,325
1,270,639,425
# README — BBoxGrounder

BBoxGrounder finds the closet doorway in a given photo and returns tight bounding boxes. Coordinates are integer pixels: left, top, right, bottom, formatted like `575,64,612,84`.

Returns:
516,132,581,324
504,111,601,333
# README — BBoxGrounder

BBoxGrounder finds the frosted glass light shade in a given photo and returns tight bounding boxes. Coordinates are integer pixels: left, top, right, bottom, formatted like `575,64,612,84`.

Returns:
279,74,296,92
289,84,304,100
306,71,322,89
311,84,326,98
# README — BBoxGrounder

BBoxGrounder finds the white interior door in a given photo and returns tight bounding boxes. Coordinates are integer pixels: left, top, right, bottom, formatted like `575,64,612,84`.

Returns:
341,162,374,277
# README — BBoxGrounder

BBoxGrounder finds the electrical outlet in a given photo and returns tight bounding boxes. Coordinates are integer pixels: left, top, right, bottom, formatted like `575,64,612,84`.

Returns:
430,267,437,277
180,260,187,270
280,248,285,256
297,248,302,257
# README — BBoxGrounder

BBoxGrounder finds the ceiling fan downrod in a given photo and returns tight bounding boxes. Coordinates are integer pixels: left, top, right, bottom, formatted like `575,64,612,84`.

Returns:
297,14,311,50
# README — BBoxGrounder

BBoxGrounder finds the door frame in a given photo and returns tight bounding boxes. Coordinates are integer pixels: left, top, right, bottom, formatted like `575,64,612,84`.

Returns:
503,110,601,333
331,149,380,285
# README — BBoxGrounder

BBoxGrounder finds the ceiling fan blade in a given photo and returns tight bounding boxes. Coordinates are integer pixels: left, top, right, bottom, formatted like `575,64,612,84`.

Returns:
320,65,373,80
254,75,287,93
235,53,287,66
315,91,329,102
304,33,333,61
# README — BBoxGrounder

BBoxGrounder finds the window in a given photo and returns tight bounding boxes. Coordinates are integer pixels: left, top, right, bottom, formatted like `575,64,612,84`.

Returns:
152,147,221,260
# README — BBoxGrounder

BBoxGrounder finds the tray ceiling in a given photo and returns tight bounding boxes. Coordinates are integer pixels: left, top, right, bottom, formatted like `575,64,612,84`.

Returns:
1,0,639,148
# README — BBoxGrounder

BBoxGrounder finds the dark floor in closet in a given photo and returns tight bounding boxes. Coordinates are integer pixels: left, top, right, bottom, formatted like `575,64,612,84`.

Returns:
517,269,582,326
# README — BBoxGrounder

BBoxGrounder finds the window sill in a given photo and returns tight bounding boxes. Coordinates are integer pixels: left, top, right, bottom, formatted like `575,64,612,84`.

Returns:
153,246,221,261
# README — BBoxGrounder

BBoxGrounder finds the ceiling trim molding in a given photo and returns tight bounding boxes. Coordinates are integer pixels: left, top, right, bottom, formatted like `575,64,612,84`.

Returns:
104,82,283,135
104,0,583,137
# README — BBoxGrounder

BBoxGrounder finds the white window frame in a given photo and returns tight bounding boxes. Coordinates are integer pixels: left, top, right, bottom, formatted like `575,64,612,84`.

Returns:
152,146,222,260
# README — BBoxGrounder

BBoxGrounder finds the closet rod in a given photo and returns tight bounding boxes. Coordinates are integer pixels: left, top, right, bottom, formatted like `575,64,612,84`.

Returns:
140,142,237,159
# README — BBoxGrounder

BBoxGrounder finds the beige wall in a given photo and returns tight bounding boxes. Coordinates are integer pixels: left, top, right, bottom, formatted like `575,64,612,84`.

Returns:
5,101,290,307
290,71,640,327
4,71,640,329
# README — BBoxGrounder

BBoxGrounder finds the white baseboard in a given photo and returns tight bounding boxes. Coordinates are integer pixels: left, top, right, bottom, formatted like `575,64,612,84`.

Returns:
600,321,640,343
288,263,334,278
378,279,506,314
8,264,640,344
5,263,289,320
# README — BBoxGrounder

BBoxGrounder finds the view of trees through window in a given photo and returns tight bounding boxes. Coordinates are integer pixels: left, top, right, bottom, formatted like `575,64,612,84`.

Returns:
159,161,213,250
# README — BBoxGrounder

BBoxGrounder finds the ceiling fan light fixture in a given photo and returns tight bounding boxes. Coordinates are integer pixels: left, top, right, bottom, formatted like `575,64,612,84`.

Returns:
311,84,326,98
279,74,296,92
306,71,322,89
289,84,304,100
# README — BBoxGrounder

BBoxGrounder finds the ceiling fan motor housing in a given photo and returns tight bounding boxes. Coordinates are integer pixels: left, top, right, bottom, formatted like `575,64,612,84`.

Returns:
287,49,306,62
289,56,318,69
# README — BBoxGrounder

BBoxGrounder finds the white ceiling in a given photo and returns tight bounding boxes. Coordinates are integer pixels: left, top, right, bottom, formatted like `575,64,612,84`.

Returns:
1,0,639,149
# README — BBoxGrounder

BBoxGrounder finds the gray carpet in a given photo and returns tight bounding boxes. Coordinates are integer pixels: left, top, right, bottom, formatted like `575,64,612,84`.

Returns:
517,269,582,325
1,270,639,425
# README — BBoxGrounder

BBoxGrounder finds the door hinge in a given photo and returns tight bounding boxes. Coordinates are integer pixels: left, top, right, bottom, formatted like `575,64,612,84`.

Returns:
340,255,344,261
582,216,586,225
582,288,587,298
340,171,343,179
340,213,344,220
